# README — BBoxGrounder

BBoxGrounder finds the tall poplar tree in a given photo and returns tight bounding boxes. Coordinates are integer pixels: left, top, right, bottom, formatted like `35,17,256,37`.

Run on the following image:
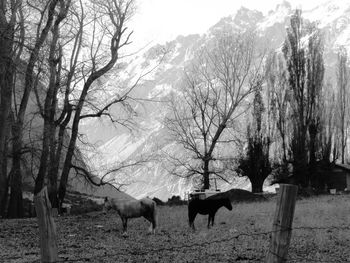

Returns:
283,10,324,187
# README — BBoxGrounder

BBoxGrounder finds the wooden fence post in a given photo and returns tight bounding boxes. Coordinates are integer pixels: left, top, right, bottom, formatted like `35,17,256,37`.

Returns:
34,186,58,262
266,184,298,263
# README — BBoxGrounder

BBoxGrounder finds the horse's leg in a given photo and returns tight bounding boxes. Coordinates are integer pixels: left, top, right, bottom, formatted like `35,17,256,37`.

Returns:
149,215,156,234
146,213,154,234
148,221,153,234
211,213,215,227
143,211,155,234
122,217,128,237
151,210,157,234
189,212,197,230
207,215,211,229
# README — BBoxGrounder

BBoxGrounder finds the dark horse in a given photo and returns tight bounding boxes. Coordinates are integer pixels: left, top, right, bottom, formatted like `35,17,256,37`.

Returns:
188,197,232,230
103,197,157,237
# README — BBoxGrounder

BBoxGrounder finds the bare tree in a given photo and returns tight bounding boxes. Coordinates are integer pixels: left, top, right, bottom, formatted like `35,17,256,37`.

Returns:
0,0,22,217
34,0,71,208
57,0,136,209
6,0,60,218
26,0,153,211
41,0,86,208
165,30,263,189
0,0,139,217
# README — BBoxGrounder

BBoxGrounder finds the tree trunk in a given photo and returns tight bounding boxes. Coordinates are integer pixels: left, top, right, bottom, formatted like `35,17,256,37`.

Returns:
48,130,59,209
0,156,9,218
35,123,50,194
34,186,58,262
58,79,95,208
58,0,130,207
281,134,287,163
9,0,58,219
0,121,10,217
58,48,124,208
37,0,68,202
292,127,308,188
249,149,266,194
50,113,70,210
251,178,264,193
309,136,316,165
0,19,15,217
322,131,332,163
58,103,83,210
7,173,23,218
7,124,24,218
0,95,12,216
7,0,59,218
203,159,210,189
333,138,338,163
48,122,59,209
341,116,345,164
341,136,345,164
309,123,317,187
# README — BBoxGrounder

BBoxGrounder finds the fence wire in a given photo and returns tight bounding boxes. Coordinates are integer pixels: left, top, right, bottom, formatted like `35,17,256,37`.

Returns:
51,225,350,262
3,222,350,262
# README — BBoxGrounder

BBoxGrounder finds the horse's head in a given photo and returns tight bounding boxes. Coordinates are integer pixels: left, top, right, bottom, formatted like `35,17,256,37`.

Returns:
103,197,112,214
224,198,232,211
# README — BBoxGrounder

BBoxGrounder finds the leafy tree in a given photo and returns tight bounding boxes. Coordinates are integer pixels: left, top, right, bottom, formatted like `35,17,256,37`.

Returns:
282,9,324,187
266,52,290,164
306,24,324,185
335,47,349,164
236,88,272,193
282,9,308,186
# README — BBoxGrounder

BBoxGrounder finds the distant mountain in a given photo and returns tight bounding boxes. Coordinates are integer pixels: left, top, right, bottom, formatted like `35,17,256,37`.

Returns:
82,0,350,201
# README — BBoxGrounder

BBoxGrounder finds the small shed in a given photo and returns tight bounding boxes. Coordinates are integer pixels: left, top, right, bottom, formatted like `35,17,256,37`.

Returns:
328,164,350,191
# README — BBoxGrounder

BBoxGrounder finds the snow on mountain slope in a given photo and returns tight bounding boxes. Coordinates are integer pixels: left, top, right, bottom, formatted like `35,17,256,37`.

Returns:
258,1,291,29
304,0,350,27
82,0,350,201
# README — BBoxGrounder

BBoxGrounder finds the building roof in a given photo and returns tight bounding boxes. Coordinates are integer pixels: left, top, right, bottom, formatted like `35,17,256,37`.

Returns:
335,163,350,171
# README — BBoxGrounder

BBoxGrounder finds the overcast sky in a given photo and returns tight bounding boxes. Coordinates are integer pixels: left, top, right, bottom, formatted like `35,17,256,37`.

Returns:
128,0,329,50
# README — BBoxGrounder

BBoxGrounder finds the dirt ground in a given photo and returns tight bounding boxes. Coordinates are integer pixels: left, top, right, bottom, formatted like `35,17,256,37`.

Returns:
1,195,350,263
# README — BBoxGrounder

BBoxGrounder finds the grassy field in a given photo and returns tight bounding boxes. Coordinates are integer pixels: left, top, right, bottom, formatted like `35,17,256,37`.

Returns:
1,194,349,263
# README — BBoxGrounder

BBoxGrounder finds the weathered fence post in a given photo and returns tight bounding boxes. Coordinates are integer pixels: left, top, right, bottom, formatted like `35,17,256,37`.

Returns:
266,184,298,263
34,186,58,262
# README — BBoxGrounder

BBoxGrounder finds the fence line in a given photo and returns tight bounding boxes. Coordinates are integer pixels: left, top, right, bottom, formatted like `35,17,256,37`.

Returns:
3,223,350,262
55,224,350,262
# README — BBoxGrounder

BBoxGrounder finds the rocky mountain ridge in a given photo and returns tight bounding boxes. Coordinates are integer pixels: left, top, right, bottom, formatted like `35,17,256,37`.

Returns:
82,0,350,201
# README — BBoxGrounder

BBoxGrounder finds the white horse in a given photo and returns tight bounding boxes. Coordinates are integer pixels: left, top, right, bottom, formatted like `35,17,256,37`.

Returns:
103,197,157,237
